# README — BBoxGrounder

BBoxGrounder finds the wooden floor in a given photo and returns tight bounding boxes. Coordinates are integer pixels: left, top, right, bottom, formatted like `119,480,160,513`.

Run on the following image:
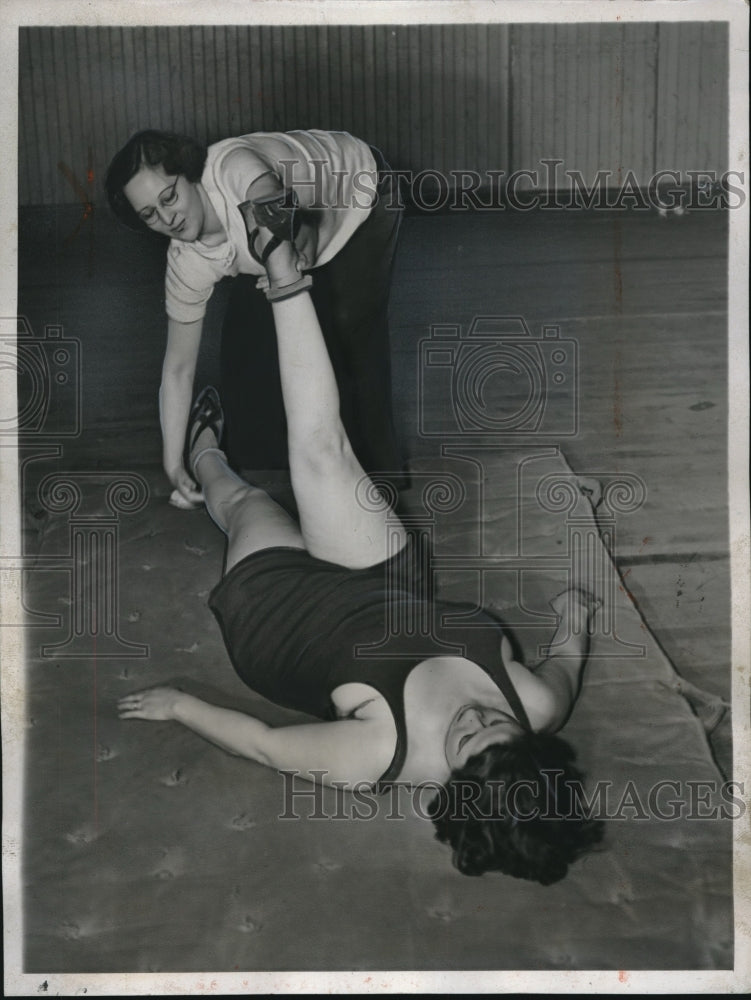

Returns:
18,202,732,721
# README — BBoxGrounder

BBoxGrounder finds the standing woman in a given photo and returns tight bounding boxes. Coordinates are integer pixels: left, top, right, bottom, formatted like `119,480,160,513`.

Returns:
105,129,404,506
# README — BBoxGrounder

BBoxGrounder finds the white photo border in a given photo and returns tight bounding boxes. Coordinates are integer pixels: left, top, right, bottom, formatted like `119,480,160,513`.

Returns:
2,1,748,995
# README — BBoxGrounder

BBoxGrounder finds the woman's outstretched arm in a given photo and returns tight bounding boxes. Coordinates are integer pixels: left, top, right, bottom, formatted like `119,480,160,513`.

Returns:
160,317,204,505
117,686,395,787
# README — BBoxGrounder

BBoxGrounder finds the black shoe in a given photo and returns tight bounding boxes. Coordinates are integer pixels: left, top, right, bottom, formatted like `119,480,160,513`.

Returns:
183,386,225,478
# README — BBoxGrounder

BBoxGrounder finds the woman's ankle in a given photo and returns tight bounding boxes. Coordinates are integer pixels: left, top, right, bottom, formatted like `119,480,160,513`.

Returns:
255,231,300,286
192,446,227,483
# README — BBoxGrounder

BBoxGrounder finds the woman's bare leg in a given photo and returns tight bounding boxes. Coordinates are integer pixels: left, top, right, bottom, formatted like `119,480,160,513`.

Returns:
191,425,304,573
262,240,406,569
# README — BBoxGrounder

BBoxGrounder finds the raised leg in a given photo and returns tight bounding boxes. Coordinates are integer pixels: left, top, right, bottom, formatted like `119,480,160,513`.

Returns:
261,237,407,569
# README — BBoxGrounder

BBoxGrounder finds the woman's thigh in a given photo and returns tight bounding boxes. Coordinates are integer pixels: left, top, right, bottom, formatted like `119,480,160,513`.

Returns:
224,488,305,574
290,443,406,570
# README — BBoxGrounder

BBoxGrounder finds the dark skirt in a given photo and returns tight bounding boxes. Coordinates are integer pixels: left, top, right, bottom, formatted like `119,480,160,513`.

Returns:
220,148,405,479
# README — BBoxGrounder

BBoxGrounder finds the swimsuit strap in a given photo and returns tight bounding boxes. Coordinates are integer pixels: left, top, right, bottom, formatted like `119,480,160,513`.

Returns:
492,656,532,733
451,608,533,733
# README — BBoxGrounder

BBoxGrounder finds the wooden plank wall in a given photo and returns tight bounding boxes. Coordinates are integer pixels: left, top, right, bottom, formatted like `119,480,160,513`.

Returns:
18,21,727,207
509,22,659,182
655,21,729,172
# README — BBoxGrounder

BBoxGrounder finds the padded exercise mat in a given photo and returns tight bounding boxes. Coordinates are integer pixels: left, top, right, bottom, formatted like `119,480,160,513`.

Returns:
21,447,732,972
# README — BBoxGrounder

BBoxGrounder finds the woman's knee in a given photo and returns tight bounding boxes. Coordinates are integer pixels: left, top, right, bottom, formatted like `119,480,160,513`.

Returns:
289,424,359,479
218,481,264,528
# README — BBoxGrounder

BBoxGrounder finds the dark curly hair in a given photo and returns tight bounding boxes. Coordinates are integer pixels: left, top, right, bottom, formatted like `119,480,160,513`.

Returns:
105,130,208,233
429,731,605,884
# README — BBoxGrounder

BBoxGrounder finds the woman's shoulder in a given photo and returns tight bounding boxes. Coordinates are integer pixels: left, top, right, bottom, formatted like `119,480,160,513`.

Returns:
209,128,369,154
165,239,235,323
205,137,272,188
208,130,375,184
504,655,561,734
450,614,561,735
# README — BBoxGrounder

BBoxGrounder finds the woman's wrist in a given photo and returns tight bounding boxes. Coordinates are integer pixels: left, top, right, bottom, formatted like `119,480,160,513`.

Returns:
164,453,186,482
171,690,197,723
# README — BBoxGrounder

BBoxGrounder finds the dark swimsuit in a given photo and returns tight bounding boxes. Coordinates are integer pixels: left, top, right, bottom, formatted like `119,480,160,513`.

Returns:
208,542,531,786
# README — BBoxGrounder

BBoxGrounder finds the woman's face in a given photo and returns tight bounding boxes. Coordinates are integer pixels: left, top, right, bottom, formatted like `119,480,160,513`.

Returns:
444,704,524,770
123,164,206,241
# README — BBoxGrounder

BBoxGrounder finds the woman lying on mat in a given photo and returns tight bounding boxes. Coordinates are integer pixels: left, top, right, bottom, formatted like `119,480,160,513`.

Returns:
118,202,604,885
105,127,403,508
